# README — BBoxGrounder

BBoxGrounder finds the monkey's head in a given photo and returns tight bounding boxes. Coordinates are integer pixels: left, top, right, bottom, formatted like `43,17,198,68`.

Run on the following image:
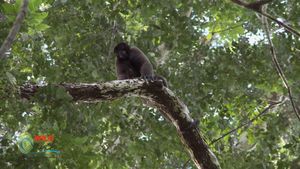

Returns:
114,42,130,60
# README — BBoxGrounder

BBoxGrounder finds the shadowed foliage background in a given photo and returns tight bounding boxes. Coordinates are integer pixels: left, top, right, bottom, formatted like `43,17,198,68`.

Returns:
1,0,300,168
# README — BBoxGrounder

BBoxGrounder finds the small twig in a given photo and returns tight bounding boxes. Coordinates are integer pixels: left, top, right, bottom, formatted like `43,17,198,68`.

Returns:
0,0,29,59
209,101,284,145
212,23,244,34
231,0,300,37
259,12,300,37
262,10,300,122
182,158,191,169
0,12,7,22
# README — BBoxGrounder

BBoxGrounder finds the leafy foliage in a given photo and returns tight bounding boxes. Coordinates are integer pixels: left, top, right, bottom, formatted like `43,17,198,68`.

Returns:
1,0,300,168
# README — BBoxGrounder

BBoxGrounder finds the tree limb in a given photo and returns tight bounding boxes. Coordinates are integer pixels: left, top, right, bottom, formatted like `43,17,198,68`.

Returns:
20,79,221,169
231,0,300,37
0,0,29,59
210,100,285,145
262,11,300,121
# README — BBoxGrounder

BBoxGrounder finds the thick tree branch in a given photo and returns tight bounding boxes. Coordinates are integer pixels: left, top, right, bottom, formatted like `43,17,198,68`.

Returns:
231,0,300,37
20,79,221,169
0,0,29,59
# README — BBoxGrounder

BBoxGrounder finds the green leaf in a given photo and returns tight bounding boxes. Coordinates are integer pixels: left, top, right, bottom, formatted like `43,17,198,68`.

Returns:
35,23,50,31
30,12,48,25
5,72,17,85
28,0,43,11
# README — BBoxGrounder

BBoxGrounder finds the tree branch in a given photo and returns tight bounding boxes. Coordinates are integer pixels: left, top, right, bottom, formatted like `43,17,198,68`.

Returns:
231,0,300,37
210,100,284,145
212,23,244,34
0,0,29,59
20,79,221,169
0,12,6,22
262,11,300,121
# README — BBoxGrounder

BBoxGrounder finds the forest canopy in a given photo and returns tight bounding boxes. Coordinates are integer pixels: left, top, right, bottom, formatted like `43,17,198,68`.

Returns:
1,0,300,168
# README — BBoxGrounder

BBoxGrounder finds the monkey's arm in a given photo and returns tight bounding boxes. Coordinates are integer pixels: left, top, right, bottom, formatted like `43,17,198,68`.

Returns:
140,62,154,77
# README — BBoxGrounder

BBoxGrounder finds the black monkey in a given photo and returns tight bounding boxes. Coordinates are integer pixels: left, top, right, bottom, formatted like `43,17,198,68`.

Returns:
114,42,167,87
246,0,271,12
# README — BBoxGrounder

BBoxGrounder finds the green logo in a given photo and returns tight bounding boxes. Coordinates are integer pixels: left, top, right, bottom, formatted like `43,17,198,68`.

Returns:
17,133,34,154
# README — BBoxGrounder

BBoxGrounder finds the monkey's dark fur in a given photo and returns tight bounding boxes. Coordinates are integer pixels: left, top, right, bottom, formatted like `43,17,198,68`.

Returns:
114,42,167,87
